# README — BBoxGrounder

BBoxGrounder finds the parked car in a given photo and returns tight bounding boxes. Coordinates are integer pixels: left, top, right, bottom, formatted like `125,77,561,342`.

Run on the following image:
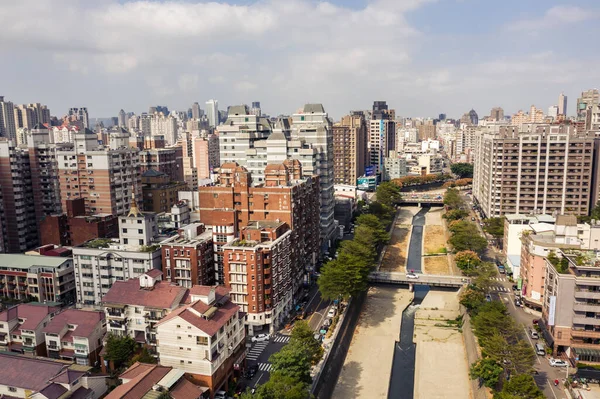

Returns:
515,298,522,307
215,391,227,399
251,333,270,343
512,284,519,292
498,265,506,274
327,308,336,318
406,272,419,280
243,364,258,379
549,358,568,367
530,329,539,339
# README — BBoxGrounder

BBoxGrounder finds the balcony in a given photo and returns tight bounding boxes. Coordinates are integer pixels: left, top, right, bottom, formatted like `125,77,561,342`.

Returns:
574,303,600,313
575,291,600,300
571,329,600,339
573,316,600,326
107,309,126,319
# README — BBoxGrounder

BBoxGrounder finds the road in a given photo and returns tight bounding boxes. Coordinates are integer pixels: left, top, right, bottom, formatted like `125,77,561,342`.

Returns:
244,283,332,390
462,192,568,398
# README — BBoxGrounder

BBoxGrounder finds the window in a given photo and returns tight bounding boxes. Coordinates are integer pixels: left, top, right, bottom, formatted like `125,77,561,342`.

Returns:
8,387,17,393
138,229,143,234
123,238,128,244
122,228,127,233
177,336,181,340
180,360,184,364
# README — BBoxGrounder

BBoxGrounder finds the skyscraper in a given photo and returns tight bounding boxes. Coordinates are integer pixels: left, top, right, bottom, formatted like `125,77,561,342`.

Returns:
251,101,261,116
191,102,202,120
206,99,219,128
490,107,504,121
577,89,599,119
68,107,89,128
0,96,17,141
333,112,368,185
548,105,559,119
117,109,126,128
558,92,567,116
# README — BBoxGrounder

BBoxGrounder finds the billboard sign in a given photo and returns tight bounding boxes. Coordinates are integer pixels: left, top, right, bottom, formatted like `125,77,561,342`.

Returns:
548,295,556,326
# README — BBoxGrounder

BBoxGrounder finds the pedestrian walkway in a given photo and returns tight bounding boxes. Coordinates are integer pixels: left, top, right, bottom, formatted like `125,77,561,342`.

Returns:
247,341,268,361
491,285,509,292
492,277,508,282
273,335,290,344
258,363,273,372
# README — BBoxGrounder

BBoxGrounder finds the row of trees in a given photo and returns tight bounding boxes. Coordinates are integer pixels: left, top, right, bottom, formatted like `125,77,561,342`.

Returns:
450,162,474,178
392,173,452,188
240,321,323,399
317,182,401,301
442,188,488,254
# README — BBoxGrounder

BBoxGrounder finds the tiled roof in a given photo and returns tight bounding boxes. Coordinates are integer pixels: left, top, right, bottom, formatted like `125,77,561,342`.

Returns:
183,285,229,304
52,369,86,384
119,362,156,381
43,309,104,338
107,363,171,399
102,279,187,310
0,304,59,331
39,383,68,399
144,269,163,279
158,293,239,337
70,387,94,399
170,378,207,399
0,353,67,391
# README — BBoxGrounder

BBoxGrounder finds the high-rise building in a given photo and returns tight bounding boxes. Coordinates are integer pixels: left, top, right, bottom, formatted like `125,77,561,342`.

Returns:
57,129,141,216
577,89,599,119
548,105,559,119
368,119,396,175
417,120,436,141
558,92,568,116
191,102,202,120
0,96,17,141
13,103,48,130
198,161,320,285
206,99,219,128
117,109,127,128
511,106,544,125
0,140,38,252
490,107,504,121
194,133,220,180
372,101,391,120
150,112,178,145
333,112,368,185
68,107,89,129
438,113,447,121
473,124,594,218
251,101,261,117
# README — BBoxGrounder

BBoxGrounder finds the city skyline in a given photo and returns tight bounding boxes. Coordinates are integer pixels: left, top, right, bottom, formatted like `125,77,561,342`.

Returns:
1,0,600,119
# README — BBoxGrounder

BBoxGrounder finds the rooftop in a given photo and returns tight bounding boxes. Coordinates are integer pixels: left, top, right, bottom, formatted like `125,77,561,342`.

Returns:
108,363,171,399
0,304,60,330
0,254,71,270
102,278,187,309
43,309,105,338
0,353,69,391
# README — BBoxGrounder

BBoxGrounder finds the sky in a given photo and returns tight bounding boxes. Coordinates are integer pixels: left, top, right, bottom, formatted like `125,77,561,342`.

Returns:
1,0,600,120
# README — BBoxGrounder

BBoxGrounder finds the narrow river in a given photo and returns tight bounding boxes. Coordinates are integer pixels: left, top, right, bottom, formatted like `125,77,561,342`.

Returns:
388,207,430,399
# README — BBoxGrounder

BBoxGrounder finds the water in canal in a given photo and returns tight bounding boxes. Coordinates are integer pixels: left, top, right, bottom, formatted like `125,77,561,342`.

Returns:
388,207,430,399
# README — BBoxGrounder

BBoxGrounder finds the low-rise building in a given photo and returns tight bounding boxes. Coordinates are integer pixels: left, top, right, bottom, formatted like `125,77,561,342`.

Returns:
382,151,407,181
0,303,60,356
101,270,187,353
107,362,207,399
141,169,187,214
43,309,106,366
0,254,76,304
0,353,107,399
160,224,215,287
223,221,292,334
156,286,245,396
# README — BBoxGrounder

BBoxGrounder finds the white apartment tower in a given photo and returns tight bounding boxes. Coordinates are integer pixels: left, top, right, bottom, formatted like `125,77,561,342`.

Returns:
0,96,17,141
206,99,219,128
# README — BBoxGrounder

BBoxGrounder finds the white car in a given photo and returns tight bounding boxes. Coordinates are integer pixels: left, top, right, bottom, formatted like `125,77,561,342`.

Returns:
251,333,270,343
406,273,419,280
549,358,568,367
215,391,227,399
327,308,336,318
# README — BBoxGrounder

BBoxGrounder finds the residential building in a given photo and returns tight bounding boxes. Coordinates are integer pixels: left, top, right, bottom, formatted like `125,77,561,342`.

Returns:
117,110,127,128
156,286,246,395
40,198,118,247
332,112,368,185
198,162,320,286
206,100,219,128
548,105,559,119
334,197,354,232
455,126,477,160
102,270,187,353
72,201,161,306
490,107,504,121
160,224,215,287
383,151,407,181
559,93,568,116
539,250,600,362
68,107,89,129
139,143,184,183
223,221,291,334
0,96,16,141
179,132,198,190
191,102,202,120
417,121,436,141
193,134,219,180
460,109,478,126
577,89,599,119
368,119,396,175
585,104,600,131
0,353,108,399
150,113,178,146
0,303,60,356
251,101,261,117
372,101,394,120
43,309,106,366
141,170,187,214
0,139,38,252
107,362,207,399
0,253,76,304
14,103,50,130
57,129,141,216
473,124,594,218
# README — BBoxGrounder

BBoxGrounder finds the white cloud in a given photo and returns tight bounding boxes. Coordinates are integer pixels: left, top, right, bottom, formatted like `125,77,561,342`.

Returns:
178,74,200,92
508,5,598,33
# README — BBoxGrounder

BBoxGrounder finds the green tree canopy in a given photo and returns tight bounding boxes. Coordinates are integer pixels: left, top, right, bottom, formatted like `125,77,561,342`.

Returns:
470,358,503,388
269,342,312,385
449,231,488,254
451,163,474,178
356,214,389,245
290,320,324,365
317,260,351,301
240,372,311,399
128,347,157,367
496,374,544,399
443,188,464,210
376,182,402,208
459,287,485,311
483,217,505,238
444,209,469,222
104,334,136,368
338,239,376,265
455,250,481,275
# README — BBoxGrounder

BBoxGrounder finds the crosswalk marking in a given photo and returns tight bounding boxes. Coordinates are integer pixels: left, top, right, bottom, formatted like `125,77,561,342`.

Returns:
492,277,507,282
247,341,268,361
491,286,508,292
273,335,290,344
258,363,273,372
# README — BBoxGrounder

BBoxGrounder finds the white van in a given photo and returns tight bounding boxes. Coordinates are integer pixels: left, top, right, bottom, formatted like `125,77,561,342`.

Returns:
535,343,545,356
530,329,539,339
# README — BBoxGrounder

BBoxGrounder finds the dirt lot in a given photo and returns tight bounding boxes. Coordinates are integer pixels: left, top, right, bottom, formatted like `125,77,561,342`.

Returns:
423,255,450,275
381,223,410,272
423,225,447,255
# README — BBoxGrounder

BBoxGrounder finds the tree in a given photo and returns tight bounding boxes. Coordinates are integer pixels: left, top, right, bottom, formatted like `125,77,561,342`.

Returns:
497,374,544,399
443,188,464,209
460,287,485,311
366,202,394,223
444,209,468,222
104,334,136,368
269,342,312,385
376,182,402,208
128,348,157,367
290,320,324,365
483,217,504,238
471,262,497,293
470,358,503,388
318,260,352,301
240,372,311,399
455,251,481,275
451,163,474,178
356,214,389,245
449,231,488,254
338,240,376,265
